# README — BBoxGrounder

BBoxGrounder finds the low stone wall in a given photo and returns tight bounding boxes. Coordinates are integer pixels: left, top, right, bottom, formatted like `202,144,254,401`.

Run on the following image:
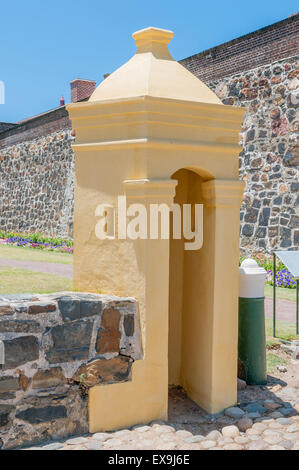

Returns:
0,292,142,449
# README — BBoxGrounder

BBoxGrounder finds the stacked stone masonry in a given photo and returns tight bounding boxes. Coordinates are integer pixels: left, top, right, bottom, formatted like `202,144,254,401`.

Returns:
0,292,142,449
0,129,75,237
208,55,299,256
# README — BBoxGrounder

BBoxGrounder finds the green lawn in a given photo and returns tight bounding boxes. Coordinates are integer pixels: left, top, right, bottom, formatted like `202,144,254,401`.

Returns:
0,266,73,294
265,318,299,344
267,352,287,373
264,284,296,302
0,244,73,265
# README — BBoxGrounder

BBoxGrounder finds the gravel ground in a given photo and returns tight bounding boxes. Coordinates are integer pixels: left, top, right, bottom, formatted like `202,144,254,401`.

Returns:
20,354,299,451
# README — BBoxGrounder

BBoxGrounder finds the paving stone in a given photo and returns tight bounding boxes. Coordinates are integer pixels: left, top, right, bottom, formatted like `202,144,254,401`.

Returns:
134,430,156,441
282,432,299,441
84,442,103,450
248,435,261,441
113,429,132,437
155,425,176,434
252,422,267,432
137,439,155,448
176,430,193,439
160,433,178,443
237,417,253,432
234,436,248,444
264,402,281,410
237,378,246,390
268,421,283,429
277,417,293,425
263,434,283,445
245,403,266,414
280,408,296,416
247,427,261,436
269,411,284,418
133,425,151,433
67,445,87,450
247,439,268,450
223,443,243,450
206,430,222,440
224,407,245,419
222,425,239,438
286,424,299,433
268,445,286,450
92,432,111,441
247,412,261,419
201,440,216,449
42,442,64,450
150,420,167,426
217,437,233,446
104,438,123,447
155,442,177,450
184,435,204,443
65,437,89,445
280,440,294,449
263,429,282,436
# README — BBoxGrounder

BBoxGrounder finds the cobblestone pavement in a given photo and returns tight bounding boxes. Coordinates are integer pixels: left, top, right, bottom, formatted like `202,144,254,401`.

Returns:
20,376,299,451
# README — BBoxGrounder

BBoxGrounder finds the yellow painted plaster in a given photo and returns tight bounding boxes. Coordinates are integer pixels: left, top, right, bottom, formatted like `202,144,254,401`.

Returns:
67,27,245,431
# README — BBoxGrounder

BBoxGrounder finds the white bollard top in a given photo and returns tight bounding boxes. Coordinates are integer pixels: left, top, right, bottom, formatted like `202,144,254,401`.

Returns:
239,258,266,298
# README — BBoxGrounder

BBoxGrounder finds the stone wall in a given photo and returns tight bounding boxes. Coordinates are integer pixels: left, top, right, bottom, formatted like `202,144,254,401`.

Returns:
0,292,142,449
207,55,299,256
0,15,298,254
0,129,75,237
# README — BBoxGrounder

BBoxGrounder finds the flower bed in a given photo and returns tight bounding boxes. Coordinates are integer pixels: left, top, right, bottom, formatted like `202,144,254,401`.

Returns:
266,268,296,289
239,256,296,289
0,231,73,254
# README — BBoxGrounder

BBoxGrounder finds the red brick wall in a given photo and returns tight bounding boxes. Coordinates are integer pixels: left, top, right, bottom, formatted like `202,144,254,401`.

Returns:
180,14,299,82
70,79,96,102
0,107,71,148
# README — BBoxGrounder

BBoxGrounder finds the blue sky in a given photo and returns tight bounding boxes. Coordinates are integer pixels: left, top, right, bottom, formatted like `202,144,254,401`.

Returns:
0,1,297,122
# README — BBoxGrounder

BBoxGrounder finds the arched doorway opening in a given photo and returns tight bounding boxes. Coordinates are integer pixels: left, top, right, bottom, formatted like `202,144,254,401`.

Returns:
169,168,216,409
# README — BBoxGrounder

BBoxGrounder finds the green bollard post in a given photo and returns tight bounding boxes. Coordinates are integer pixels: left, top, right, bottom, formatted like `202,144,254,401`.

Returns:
238,259,267,385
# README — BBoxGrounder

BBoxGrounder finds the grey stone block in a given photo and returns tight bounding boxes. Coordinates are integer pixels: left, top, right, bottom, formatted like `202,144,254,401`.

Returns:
0,319,40,333
58,297,102,321
46,320,93,363
3,336,39,369
0,404,14,427
16,405,67,424
0,376,20,393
